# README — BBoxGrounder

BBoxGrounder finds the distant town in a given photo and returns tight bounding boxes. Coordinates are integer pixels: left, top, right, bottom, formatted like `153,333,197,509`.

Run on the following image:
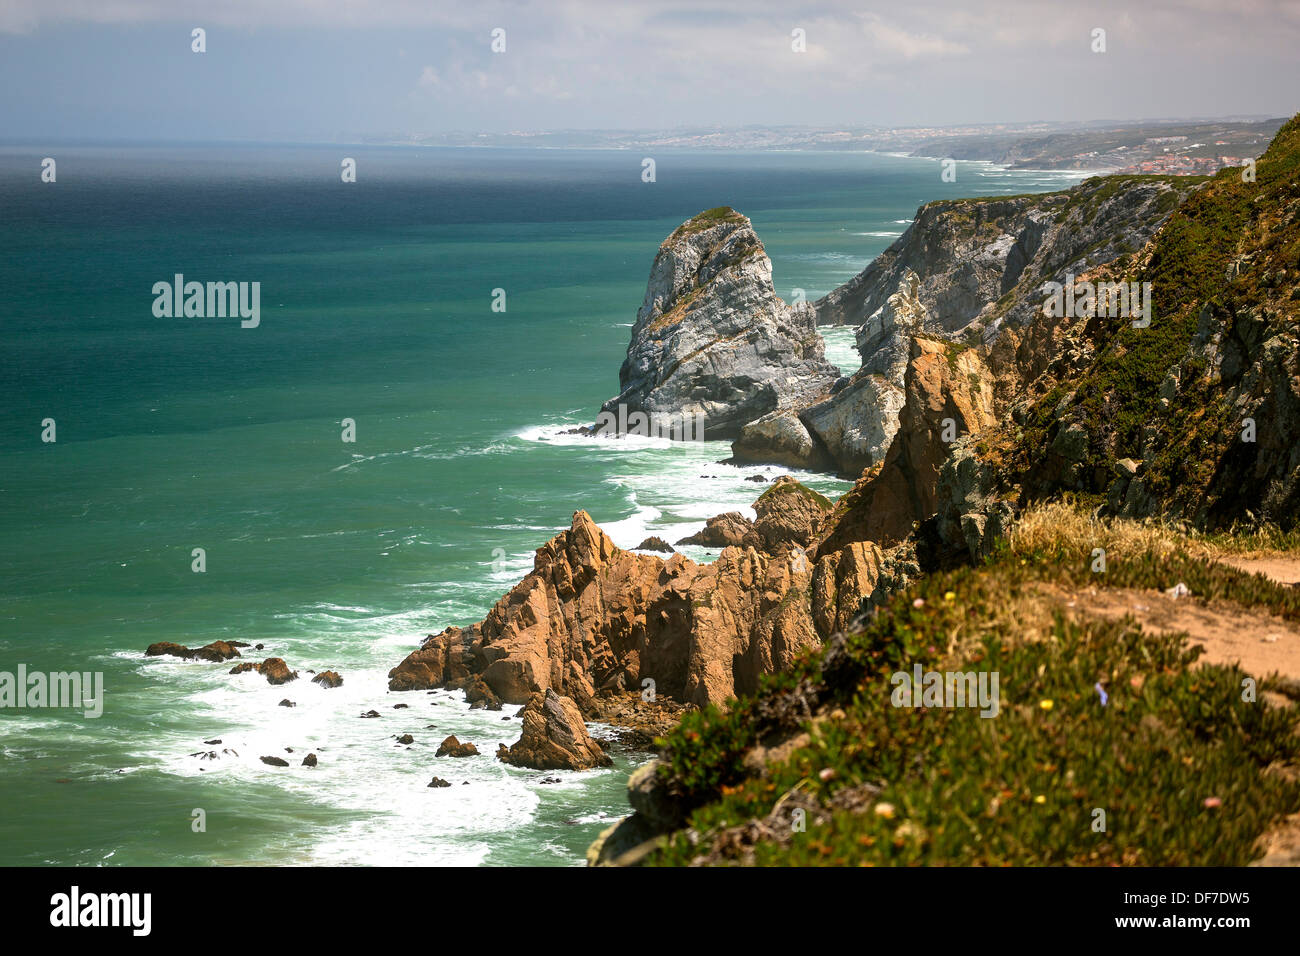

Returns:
374,117,1285,176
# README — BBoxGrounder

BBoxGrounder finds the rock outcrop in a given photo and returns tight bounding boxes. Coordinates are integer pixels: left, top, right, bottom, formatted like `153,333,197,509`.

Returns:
730,178,1198,477
674,512,757,549
814,178,1197,340
599,207,839,441
498,689,613,770
816,337,998,555
389,480,894,713
145,640,242,662
229,657,298,685
435,736,479,758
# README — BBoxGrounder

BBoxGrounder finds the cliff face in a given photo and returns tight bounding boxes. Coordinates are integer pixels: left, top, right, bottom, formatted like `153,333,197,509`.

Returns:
814,176,1195,342
732,175,1200,478
600,207,839,441
1011,115,1300,531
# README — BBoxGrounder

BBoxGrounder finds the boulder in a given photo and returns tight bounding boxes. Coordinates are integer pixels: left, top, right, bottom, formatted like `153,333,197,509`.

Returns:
435,735,479,758
311,670,343,689
752,476,833,552
144,642,191,659
674,511,757,548
731,409,828,471
498,690,613,771
259,756,289,768
229,657,298,685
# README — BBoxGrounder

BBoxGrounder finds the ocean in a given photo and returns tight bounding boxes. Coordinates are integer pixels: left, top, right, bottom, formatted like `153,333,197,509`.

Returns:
0,143,1087,865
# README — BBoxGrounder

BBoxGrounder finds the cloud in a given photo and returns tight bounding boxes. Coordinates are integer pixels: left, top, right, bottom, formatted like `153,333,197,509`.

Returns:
858,13,970,60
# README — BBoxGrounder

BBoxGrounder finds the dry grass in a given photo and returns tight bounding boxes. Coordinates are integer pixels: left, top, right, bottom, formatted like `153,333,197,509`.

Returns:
1010,500,1300,564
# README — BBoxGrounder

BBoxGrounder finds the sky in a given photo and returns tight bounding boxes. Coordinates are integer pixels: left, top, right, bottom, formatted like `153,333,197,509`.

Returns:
0,0,1296,143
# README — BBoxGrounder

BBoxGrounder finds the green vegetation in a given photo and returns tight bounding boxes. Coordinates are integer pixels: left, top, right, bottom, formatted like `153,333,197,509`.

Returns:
667,206,747,241
756,478,834,511
645,503,1300,866
1018,114,1300,525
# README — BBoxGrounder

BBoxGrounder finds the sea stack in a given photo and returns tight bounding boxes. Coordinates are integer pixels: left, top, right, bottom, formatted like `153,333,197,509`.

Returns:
599,207,839,441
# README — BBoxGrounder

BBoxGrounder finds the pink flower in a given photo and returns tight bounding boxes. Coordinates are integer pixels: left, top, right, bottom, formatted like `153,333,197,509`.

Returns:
1203,797,1222,809
913,598,925,608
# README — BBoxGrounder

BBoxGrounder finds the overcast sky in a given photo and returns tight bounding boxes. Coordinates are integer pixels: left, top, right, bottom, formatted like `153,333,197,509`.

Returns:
1,0,1295,142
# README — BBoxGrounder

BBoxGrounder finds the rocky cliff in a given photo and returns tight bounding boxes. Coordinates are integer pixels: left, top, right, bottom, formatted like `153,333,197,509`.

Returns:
600,207,839,441
731,175,1201,477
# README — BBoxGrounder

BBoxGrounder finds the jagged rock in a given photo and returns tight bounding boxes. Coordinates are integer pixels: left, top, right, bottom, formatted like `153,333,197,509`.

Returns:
635,536,675,553
498,689,613,771
311,670,343,688
932,441,1018,564
359,710,381,718
599,207,838,440
435,735,479,758
147,640,242,662
811,541,886,636
389,501,853,710
279,699,295,708
427,776,452,788
302,753,317,767
461,675,503,710
674,512,757,548
817,337,997,554
800,372,906,476
396,734,414,745
814,181,1195,339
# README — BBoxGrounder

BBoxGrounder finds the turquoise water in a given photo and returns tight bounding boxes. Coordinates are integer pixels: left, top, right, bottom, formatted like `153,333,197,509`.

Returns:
0,144,1085,865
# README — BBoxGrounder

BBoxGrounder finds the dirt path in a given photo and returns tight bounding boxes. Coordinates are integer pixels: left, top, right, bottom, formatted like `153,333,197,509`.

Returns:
1218,555,1300,588
1036,582,1300,682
